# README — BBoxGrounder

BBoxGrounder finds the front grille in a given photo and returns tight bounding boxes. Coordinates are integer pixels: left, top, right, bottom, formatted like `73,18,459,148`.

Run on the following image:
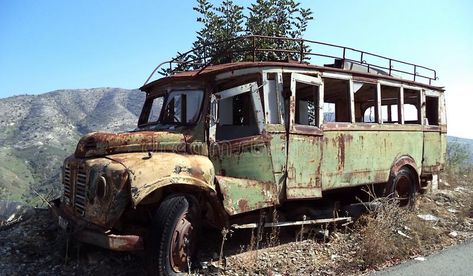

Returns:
75,166,87,215
63,165,72,203
62,163,88,216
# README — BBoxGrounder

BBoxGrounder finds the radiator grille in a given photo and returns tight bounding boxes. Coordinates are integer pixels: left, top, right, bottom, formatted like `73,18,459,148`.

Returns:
63,165,72,204
75,166,87,215
62,163,88,216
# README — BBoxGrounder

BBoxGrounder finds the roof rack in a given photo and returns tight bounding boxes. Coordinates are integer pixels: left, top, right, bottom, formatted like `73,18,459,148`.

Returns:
144,35,437,86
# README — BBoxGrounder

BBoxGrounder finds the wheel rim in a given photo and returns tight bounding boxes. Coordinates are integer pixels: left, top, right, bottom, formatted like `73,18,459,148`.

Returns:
395,174,411,206
170,210,194,272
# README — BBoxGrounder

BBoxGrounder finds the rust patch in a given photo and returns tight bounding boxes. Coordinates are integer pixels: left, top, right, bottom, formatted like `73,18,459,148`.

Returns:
237,199,250,213
75,131,189,158
108,234,144,251
337,134,345,171
209,134,271,157
390,155,418,177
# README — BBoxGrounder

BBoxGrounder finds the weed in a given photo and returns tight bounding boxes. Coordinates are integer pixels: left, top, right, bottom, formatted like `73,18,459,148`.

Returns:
356,197,440,268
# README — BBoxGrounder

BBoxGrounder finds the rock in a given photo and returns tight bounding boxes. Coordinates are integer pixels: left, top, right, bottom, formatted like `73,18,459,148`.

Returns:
417,214,439,221
397,230,411,239
0,200,35,230
454,187,467,193
448,231,458,238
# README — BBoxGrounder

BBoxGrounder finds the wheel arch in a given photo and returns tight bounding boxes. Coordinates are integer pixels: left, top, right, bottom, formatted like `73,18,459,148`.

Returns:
389,155,421,191
137,183,228,229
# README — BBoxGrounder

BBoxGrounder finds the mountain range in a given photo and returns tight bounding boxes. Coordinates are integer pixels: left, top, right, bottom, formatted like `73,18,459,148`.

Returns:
0,88,144,203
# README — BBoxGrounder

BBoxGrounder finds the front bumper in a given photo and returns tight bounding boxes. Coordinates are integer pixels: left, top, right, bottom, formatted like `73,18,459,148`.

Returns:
49,198,144,251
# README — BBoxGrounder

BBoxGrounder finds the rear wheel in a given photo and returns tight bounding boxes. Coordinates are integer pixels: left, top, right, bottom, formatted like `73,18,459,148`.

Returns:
385,167,417,208
146,195,200,276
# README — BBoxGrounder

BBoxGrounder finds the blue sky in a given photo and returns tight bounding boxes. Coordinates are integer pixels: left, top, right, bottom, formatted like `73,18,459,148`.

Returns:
1,0,472,138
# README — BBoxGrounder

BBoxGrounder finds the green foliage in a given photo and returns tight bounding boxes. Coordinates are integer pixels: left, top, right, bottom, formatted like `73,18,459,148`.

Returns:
446,141,472,174
163,0,314,74
193,0,244,64
246,0,313,61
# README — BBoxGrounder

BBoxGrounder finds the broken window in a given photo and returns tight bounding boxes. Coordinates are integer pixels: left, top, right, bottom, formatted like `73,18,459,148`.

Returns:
139,90,203,127
354,81,378,123
380,85,401,124
403,89,421,124
216,83,262,141
323,78,350,123
363,106,377,123
425,96,439,125
295,81,320,126
161,90,204,124
264,73,284,124
148,96,164,122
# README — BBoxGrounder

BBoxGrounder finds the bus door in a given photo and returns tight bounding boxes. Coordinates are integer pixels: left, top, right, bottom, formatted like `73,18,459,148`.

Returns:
286,73,324,199
422,89,444,172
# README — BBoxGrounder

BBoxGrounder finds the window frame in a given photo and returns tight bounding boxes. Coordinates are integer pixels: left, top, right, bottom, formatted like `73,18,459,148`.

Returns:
210,81,264,142
138,88,205,128
321,76,353,125
290,73,323,129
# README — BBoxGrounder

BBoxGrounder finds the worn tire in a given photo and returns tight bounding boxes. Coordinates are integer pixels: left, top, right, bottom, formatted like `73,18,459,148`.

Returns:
146,195,200,276
385,167,417,208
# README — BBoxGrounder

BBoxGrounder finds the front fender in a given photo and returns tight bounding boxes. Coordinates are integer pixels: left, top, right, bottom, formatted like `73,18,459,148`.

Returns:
111,152,215,206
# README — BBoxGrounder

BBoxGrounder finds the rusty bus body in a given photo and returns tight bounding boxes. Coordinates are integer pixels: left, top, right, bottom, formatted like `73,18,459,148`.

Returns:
51,36,446,275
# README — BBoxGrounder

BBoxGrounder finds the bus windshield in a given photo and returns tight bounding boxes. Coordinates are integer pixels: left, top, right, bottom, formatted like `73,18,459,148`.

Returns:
139,89,204,128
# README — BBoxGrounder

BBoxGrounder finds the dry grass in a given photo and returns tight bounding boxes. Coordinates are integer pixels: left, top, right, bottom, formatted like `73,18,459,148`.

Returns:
355,197,442,268
203,171,473,275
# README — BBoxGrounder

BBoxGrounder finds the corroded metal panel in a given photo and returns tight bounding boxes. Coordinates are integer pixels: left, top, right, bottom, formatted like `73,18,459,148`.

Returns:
211,135,275,183
320,125,424,190
62,155,131,228
266,126,287,199
118,152,216,205
286,134,323,199
422,129,443,173
63,152,216,228
75,131,202,158
216,176,277,215
210,134,281,214
285,72,323,199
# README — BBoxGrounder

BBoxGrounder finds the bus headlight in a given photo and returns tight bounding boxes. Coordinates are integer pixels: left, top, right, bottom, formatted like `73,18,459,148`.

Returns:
96,175,108,200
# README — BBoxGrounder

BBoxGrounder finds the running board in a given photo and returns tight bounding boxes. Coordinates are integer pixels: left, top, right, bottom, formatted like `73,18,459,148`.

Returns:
231,216,352,229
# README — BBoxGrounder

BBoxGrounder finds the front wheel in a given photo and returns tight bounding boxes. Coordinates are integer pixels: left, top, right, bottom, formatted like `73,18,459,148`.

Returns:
146,195,200,276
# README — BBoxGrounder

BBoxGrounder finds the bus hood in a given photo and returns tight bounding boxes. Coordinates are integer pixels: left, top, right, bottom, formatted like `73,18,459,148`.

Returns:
74,131,187,158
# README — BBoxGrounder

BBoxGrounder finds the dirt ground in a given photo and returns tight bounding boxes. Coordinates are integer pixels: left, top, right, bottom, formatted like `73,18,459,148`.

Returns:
1,173,472,275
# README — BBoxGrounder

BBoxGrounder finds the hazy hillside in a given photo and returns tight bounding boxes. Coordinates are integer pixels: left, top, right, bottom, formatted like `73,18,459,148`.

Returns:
448,136,473,162
0,88,144,202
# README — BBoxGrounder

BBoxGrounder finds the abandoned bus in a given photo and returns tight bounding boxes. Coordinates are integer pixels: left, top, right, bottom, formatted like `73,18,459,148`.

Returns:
51,36,446,275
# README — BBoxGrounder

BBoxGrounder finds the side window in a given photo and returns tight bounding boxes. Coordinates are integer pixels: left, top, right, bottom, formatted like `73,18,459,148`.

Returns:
219,92,254,126
354,81,378,123
404,88,421,124
295,83,319,126
323,78,350,123
363,106,376,123
149,96,164,122
380,85,401,124
216,82,262,141
425,96,439,125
